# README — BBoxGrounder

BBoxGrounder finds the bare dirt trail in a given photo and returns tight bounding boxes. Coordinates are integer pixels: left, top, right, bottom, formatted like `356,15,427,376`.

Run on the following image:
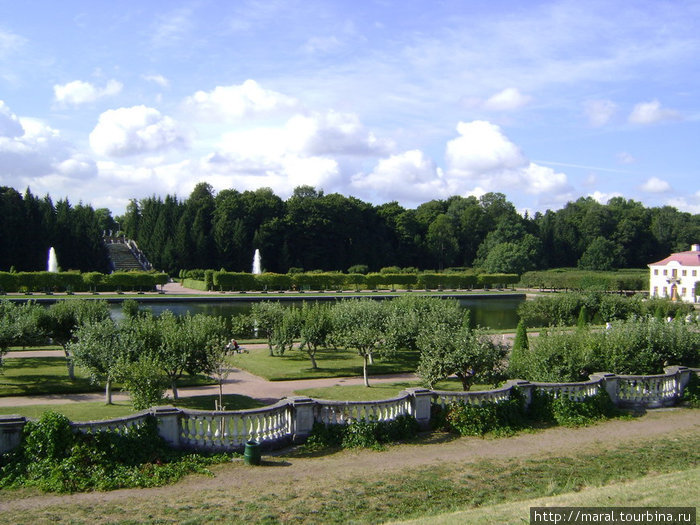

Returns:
0,408,697,515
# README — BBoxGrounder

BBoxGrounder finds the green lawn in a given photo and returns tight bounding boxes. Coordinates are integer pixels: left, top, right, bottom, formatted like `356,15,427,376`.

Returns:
294,378,491,401
231,345,420,381
0,356,215,397
0,394,266,420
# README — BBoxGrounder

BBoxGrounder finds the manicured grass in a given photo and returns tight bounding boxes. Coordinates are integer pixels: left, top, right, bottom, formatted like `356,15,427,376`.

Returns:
294,378,491,401
1,428,696,523
0,356,215,397
0,394,266,420
0,356,96,396
231,345,420,381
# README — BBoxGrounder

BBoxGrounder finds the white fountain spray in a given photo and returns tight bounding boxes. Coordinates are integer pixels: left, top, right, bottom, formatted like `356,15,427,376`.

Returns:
47,247,58,273
252,249,262,275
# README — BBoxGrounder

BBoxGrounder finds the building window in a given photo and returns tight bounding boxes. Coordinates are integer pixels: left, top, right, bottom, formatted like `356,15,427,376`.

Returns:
663,287,668,297
682,288,687,296
653,286,658,297
654,269,659,275
682,270,687,276
693,270,697,276
672,269,677,277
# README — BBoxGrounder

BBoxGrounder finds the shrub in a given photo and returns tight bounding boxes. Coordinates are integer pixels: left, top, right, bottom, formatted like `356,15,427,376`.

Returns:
0,412,230,493
528,390,619,427
445,391,527,437
304,415,419,451
682,373,700,408
116,354,169,410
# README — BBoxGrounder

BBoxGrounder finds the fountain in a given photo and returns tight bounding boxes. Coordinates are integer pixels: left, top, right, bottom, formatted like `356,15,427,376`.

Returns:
252,249,262,275
47,247,58,273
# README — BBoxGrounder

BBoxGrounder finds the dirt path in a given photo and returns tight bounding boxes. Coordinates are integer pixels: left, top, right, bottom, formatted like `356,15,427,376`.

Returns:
1,408,697,515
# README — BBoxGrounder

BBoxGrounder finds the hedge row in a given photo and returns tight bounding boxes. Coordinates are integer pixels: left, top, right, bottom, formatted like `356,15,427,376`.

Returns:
519,269,648,291
205,271,519,292
0,271,169,293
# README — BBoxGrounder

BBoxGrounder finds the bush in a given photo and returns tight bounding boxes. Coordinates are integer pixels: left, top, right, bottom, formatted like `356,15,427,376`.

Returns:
304,415,419,451
444,391,527,437
682,373,700,408
116,354,169,410
0,412,230,493
528,390,619,427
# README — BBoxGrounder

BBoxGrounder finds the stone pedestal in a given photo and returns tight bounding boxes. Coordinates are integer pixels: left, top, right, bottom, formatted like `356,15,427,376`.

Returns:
402,388,433,430
151,406,182,448
288,397,316,443
0,415,27,455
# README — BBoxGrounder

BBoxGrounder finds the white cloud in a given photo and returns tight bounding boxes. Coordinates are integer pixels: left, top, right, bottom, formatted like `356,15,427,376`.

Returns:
89,105,187,157
183,80,299,121
616,151,635,164
53,79,123,106
143,74,170,88
446,121,526,176
628,99,681,125
666,192,700,214
640,177,671,193
588,190,622,204
350,150,445,201
585,99,617,126
0,103,97,193
0,100,23,137
483,88,532,111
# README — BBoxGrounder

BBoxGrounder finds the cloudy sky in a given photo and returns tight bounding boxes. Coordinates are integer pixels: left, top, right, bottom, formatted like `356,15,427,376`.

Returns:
1,0,699,215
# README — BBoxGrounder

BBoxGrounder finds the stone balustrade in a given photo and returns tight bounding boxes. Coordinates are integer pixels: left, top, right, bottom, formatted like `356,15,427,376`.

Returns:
1,366,697,456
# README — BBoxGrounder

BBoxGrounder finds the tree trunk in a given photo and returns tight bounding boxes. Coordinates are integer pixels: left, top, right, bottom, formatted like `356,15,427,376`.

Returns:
63,348,75,380
171,379,179,400
308,348,318,369
457,372,472,391
218,382,224,410
363,353,370,387
105,379,112,404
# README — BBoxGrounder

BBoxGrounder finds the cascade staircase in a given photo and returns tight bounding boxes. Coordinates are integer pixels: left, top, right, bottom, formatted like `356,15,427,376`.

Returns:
104,236,153,272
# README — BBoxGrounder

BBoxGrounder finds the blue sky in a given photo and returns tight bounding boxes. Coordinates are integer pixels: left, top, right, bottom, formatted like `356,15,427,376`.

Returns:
1,0,698,216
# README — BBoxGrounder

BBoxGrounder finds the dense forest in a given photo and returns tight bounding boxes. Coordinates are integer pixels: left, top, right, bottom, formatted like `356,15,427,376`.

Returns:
1,183,699,275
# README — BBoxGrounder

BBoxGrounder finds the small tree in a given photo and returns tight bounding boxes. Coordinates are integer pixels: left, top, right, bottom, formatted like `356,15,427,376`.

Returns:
249,301,287,355
69,319,135,404
508,319,529,378
204,344,232,410
116,354,169,410
417,323,508,391
298,302,332,369
331,300,389,387
39,299,110,379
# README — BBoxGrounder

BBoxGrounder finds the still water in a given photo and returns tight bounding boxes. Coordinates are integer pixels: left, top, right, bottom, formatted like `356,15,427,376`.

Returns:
109,296,523,330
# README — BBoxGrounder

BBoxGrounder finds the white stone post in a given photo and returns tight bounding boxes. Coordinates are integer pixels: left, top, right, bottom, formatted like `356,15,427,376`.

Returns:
288,397,316,443
151,406,182,448
402,388,433,430
589,373,619,406
0,415,27,455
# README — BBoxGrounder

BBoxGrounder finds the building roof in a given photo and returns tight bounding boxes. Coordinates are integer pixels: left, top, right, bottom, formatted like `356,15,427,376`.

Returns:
649,249,700,267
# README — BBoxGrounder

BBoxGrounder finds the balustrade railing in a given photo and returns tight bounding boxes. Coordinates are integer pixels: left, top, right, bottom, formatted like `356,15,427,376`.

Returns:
71,412,151,435
314,394,412,425
617,374,679,408
531,380,601,401
178,401,292,450
1,367,696,456
431,385,511,410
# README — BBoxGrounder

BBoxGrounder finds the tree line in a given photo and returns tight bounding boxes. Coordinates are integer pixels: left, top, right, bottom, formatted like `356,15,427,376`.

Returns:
3,183,699,274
